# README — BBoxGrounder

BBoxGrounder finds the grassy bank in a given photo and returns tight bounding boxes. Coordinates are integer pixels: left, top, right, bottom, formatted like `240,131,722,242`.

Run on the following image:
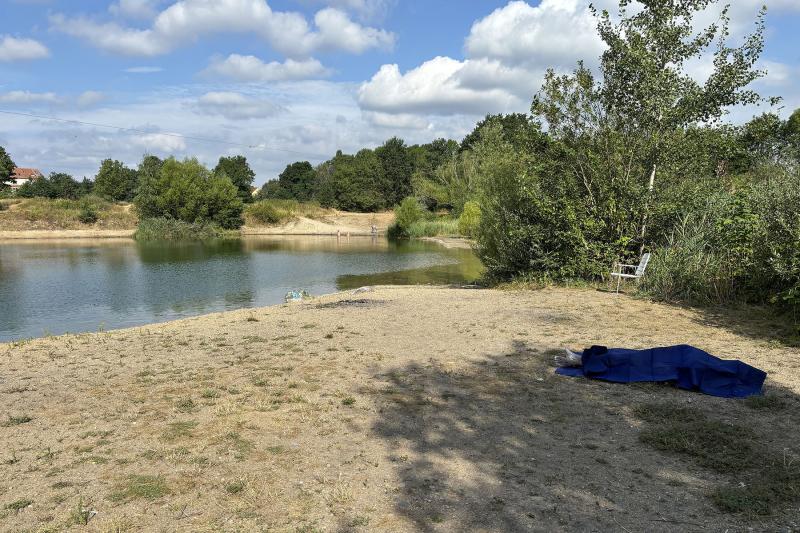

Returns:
1,286,797,531
0,197,137,231
244,199,327,226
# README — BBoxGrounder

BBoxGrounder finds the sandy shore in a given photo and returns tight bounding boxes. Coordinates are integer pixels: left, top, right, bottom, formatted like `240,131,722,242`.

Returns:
0,229,137,241
0,211,395,240
1,286,797,531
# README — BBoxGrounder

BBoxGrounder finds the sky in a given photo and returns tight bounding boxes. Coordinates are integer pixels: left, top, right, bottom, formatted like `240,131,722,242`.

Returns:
1,0,799,185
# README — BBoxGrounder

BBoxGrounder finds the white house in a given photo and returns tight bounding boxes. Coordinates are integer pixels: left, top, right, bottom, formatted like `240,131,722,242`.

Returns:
9,167,43,191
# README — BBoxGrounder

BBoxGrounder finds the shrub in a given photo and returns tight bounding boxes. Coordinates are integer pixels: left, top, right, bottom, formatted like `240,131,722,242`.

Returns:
77,198,99,224
458,201,481,238
245,199,299,225
389,197,426,238
405,218,460,238
134,217,223,242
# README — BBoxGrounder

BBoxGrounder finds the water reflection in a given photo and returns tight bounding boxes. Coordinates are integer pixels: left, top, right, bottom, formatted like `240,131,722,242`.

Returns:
0,236,483,341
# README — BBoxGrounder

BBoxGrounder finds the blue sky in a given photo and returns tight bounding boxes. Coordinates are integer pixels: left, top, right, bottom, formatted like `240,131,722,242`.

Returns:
1,0,799,184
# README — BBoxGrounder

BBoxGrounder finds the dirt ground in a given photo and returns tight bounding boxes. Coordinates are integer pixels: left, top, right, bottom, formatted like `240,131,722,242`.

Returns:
242,211,394,237
0,286,798,532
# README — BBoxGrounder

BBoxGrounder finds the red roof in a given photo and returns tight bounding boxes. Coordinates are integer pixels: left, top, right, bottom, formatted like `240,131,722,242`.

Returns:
11,168,42,180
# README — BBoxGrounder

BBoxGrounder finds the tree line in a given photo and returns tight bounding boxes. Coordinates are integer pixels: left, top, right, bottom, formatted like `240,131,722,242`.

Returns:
0,149,256,230
261,0,800,316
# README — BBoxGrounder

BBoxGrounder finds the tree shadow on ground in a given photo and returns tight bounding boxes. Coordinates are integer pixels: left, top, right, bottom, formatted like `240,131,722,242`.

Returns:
369,341,800,532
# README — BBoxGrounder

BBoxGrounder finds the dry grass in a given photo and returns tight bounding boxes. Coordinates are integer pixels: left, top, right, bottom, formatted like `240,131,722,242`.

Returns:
0,286,798,531
0,197,137,230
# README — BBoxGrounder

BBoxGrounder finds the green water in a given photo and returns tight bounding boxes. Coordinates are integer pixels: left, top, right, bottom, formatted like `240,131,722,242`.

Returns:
0,236,483,341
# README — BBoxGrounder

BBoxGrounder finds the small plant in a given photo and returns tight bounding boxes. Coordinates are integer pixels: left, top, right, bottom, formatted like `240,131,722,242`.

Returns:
2,415,33,426
161,421,198,441
225,480,245,494
175,398,196,413
5,498,33,511
246,316,259,322
69,497,93,525
341,396,356,406
201,388,219,399
108,475,170,502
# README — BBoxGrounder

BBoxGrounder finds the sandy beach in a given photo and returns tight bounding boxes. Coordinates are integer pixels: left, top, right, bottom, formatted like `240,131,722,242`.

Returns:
1,286,797,531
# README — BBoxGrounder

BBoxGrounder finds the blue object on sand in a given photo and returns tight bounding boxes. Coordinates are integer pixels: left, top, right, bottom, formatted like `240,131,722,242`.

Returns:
556,344,766,398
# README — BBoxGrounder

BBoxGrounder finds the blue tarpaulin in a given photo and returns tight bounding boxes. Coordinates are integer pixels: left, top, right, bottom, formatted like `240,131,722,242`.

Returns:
556,344,766,398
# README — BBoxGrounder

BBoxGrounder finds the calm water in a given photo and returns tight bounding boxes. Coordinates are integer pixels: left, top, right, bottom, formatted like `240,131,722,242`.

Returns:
0,236,483,341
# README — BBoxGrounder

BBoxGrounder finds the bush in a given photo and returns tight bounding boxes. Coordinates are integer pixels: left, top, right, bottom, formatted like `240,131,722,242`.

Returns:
134,217,223,242
458,201,481,238
390,197,426,238
77,205,98,224
245,199,299,225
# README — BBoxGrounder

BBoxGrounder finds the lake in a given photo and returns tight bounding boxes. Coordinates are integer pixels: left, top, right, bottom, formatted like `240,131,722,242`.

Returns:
0,236,483,341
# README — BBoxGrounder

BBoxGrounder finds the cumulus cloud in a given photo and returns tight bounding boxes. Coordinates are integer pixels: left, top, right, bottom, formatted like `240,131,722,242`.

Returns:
359,57,526,117
50,0,394,58
194,91,285,120
0,35,50,62
466,0,603,70
0,91,59,104
358,1,604,119
203,54,330,82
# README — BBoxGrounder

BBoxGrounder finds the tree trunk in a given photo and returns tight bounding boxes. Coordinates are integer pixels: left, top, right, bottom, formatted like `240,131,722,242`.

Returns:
639,163,657,255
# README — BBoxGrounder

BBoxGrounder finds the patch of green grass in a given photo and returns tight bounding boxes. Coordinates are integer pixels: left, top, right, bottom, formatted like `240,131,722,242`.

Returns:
341,396,356,406
5,498,33,511
743,394,787,411
636,415,758,473
108,475,170,502
161,421,198,441
225,480,245,494
635,402,800,516
201,388,220,399
1,415,33,426
175,397,196,413
406,218,461,238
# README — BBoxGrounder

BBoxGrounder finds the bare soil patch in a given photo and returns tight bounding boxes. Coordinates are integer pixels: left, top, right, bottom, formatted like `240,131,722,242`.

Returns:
0,287,798,531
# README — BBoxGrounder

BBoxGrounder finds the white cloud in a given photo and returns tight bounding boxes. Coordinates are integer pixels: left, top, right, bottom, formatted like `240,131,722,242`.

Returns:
110,0,162,19
0,35,50,62
365,111,432,130
0,91,59,104
358,0,604,119
51,0,394,58
359,57,526,116
311,8,393,53
465,0,603,70
306,0,396,21
131,133,187,152
203,54,330,82
125,66,164,73
76,91,106,108
194,91,285,120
